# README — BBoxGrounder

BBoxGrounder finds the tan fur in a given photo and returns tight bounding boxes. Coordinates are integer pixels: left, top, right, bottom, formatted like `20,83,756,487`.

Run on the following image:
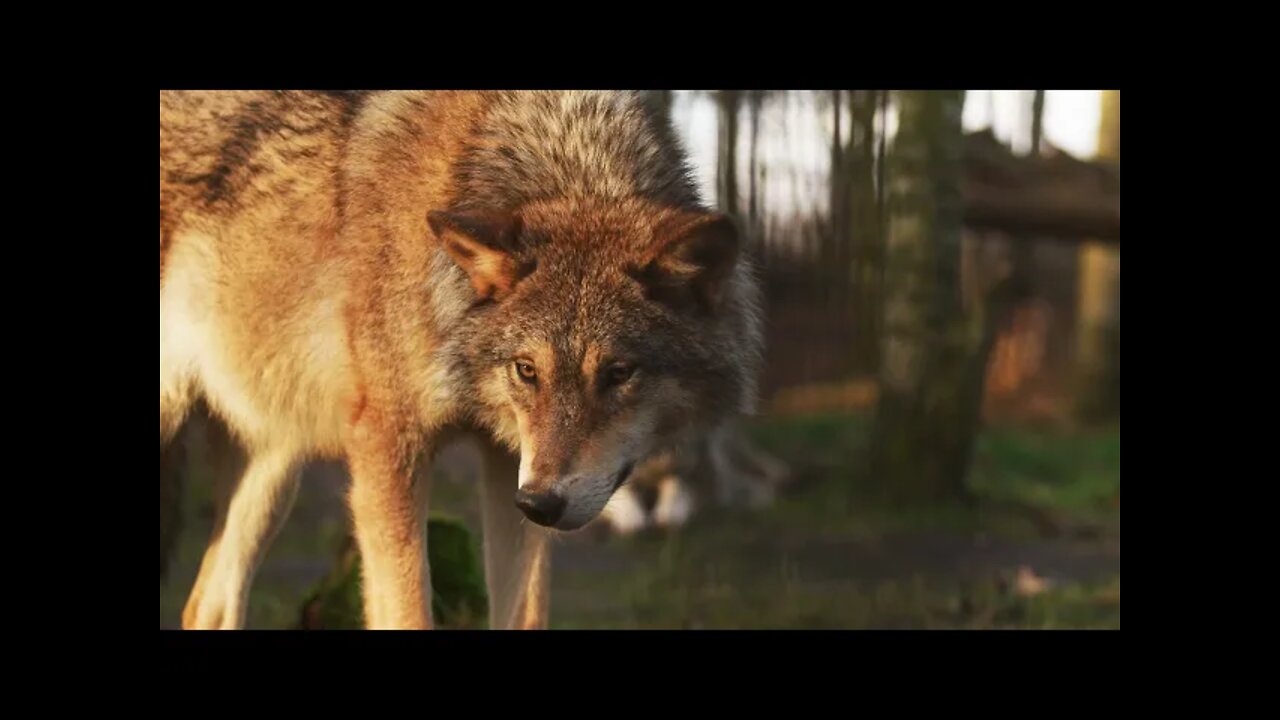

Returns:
477,437,551,628
160,90,762,630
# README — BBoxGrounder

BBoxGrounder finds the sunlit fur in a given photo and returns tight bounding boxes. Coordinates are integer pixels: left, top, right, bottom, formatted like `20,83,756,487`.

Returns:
160,90,762,629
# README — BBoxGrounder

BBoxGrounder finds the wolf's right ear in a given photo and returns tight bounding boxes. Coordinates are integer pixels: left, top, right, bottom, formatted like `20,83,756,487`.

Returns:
428,209,529,301
632,212,740,313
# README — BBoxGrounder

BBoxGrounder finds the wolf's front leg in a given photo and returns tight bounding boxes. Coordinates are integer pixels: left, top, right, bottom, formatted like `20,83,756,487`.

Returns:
477,439,551,630
346,417,433,630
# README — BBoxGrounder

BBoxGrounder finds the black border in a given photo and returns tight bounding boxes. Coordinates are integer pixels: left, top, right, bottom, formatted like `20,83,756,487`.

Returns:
157,73,1123,652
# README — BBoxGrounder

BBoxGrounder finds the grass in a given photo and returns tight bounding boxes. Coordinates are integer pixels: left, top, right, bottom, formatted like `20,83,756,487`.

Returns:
970,423,1121,520
746,412,1120,537
552,561,1121,630
160,412,1120,630
548,412,1119,629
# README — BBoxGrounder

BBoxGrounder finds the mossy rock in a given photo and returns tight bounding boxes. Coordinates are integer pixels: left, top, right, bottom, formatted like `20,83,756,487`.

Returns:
299,515,488,629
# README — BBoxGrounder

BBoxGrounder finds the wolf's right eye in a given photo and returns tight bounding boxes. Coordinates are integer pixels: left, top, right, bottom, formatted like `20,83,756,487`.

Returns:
515,360,538,383
604,363,635,387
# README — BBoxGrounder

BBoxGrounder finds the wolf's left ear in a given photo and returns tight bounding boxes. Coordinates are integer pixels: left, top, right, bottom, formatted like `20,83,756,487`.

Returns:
428,209,530,301
633,212,740,313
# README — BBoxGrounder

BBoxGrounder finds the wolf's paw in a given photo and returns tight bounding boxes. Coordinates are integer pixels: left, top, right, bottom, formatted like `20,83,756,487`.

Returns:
652,475,695,528
600,484,649,535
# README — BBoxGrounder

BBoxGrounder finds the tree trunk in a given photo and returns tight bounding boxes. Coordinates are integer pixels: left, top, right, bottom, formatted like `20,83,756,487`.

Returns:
1075,90,1121,420
1030,90,1045,154
1007,90,1045,337
640,90,674,124
874,90,890,367
849,90,881,375
871,90,1009,506
747,91,764,245
716,90,742,218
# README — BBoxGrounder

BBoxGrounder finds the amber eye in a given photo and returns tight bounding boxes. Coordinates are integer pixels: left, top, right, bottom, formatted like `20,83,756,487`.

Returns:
605,364,634,387
515,360,537,383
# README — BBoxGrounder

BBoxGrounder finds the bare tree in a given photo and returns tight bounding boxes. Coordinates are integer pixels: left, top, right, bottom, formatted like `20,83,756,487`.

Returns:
1030,90,1045,153
1075,90,1120,420
829,90,847,275
1009,90,1046,307
747,90,766,245
640,90,674,121
716,90,742,218
870,90,1024,504
848,90,881,374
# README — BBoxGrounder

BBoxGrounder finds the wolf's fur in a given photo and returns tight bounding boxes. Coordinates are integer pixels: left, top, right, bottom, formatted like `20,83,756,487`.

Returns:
160,90,763,629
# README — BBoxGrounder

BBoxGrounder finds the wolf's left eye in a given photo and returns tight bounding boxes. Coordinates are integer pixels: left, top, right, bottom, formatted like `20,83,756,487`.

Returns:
604,364,635,387
515,360,538,383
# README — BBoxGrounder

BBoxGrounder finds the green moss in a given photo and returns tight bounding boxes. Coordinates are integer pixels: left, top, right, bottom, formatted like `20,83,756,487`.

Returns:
298,514,488,630
425,515,489,628
297,540,362,630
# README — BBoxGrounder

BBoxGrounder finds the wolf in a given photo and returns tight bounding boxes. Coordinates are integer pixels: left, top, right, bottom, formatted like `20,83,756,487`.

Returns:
159,90,763,629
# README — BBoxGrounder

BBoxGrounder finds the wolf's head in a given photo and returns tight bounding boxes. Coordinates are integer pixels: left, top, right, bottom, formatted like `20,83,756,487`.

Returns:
431,196,761,530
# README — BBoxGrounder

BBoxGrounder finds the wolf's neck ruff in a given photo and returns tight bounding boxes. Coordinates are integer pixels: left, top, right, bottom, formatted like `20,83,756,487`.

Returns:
449,91,703,216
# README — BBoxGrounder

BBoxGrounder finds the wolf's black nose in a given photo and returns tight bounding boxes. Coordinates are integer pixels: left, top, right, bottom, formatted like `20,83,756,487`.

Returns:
514,488,566,526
